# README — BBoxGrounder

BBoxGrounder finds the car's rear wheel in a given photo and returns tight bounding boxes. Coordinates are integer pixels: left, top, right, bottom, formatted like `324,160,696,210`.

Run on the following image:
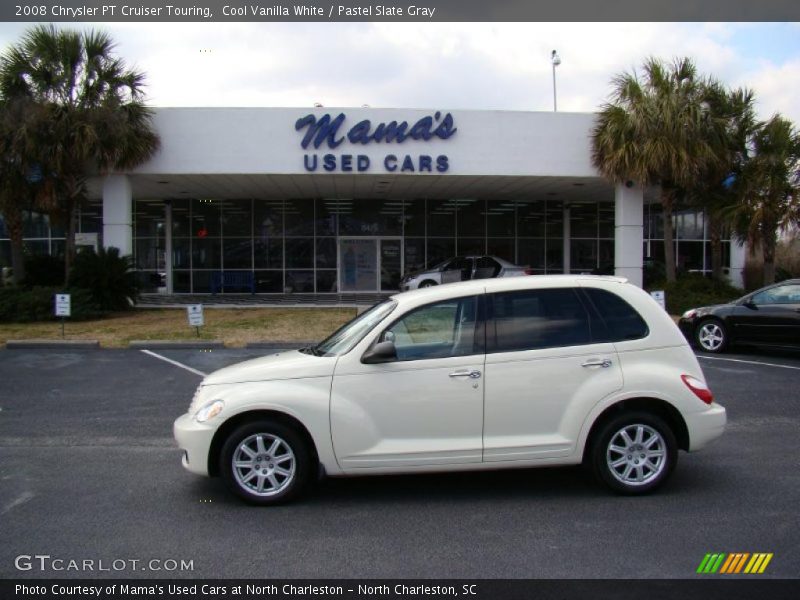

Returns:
220,420,311,505
695,318,728,353
590,412,677,495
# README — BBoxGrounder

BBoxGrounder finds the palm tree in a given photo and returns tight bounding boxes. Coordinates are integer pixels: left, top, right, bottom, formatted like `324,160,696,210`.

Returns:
0,96,48,284
0,24,160,283
592,57,725,282
683,83,757,281
725,115,800,285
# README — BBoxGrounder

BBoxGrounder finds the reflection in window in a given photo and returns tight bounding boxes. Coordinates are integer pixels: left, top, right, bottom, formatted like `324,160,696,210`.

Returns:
383,296,478,361
492,289,591,352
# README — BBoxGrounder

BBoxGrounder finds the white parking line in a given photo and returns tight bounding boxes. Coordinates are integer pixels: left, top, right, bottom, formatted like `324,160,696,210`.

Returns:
697,355,800,371
140,349,207,377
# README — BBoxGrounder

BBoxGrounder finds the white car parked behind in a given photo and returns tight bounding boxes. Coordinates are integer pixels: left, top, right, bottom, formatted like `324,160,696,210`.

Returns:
174,275,726,504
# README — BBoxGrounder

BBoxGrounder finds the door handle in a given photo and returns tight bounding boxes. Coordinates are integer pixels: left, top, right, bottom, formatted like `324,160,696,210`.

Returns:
582,359,612,368
449,369,482,379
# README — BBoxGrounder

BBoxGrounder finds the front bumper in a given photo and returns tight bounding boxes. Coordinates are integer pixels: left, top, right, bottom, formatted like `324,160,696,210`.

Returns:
687,403,727,451
173,412,216,476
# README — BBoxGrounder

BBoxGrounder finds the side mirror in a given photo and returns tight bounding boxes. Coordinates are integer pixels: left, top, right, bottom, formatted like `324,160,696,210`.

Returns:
361,340,398,364
743,299,757,310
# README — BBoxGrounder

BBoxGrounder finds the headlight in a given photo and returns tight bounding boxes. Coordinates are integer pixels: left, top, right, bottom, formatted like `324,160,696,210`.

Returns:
682,309,698,319
195,399,224,423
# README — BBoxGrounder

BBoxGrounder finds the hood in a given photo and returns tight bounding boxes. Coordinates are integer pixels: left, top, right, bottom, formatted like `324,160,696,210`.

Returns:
201,349,336,386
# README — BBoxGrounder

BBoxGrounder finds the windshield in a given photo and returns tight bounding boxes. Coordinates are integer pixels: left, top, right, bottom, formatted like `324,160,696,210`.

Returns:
311,300,397,357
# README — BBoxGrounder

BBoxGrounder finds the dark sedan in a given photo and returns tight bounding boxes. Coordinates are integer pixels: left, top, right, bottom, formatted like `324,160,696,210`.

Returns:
678,279,800,353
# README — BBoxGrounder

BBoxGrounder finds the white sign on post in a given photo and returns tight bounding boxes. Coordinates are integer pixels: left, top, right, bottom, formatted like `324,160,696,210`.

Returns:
187,304,204,327
55,294,71,317
650,290,666,311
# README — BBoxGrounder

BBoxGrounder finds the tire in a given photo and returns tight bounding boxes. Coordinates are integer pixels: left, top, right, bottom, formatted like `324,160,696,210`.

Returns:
590,412,677,495
419,280,438,288
694,318,728,353
219,420,311,505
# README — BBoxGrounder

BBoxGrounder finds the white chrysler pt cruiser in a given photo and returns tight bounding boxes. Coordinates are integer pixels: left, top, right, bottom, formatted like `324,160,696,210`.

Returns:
174,275,726,504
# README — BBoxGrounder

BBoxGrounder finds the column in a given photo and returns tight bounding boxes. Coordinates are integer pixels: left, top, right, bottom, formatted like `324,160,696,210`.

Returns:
102,174,133,256
728,236,746,289
614,182,644,287
562,204,571,274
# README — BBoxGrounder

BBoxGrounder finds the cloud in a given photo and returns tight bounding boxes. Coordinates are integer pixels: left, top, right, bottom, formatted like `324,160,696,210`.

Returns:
0,21,797,124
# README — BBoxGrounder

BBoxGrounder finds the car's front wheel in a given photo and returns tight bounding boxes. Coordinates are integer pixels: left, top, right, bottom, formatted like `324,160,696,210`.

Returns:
419,280,438,288
590,412,677,495
695,318,728,353
220,420,311,505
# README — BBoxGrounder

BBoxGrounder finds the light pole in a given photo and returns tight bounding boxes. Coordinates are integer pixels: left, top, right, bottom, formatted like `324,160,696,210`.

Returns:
551,50,561,112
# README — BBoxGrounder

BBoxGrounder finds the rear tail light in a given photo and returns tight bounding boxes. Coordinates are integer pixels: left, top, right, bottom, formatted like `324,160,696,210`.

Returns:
523,267,535,275
681,374,714,404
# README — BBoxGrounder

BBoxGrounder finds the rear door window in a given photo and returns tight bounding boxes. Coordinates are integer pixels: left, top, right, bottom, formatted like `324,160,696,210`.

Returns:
583,288,649,342
490,288,592,352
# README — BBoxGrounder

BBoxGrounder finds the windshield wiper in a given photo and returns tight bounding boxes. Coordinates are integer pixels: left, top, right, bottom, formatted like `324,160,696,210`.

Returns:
299,345,322,356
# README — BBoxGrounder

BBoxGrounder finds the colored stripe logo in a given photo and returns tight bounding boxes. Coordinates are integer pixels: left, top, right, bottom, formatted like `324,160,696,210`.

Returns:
697,553,773,574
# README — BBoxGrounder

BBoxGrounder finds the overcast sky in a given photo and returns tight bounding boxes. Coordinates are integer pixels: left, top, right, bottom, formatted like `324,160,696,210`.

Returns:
1,21,798,123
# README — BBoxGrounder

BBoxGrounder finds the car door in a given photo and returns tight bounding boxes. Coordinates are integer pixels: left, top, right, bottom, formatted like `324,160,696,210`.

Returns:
441,257,473,284
482,287,623,462
734,283,800,345
330,295,485,469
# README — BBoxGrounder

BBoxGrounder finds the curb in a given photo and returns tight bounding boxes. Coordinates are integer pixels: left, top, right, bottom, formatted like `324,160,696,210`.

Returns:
129,340,225,349
245,341,316,349
5,340,100,349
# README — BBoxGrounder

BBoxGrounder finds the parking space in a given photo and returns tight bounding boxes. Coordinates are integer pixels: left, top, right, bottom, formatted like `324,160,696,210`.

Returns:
0,346,798,579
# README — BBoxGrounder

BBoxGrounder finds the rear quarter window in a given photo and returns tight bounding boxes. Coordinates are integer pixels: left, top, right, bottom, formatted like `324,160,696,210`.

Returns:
584,288,649,342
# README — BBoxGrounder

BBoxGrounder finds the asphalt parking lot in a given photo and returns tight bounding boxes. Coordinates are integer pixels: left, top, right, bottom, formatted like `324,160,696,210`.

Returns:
0,345,798,579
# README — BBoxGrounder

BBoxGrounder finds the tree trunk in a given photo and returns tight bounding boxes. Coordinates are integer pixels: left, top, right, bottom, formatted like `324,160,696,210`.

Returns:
4,206,26,285
661,188,677,283
63,199,77,287
763,235,776,285
708,212,723,281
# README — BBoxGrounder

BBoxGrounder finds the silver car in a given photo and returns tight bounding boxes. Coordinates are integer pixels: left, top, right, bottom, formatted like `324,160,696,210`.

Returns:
399,255,532,291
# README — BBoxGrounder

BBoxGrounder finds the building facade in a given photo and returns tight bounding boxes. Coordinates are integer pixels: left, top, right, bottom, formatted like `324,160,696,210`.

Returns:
0,108,745,293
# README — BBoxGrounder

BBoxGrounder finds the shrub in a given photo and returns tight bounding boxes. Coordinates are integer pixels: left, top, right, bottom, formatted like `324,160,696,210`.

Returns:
647,274,743,315
0,286,104,322
68,247,138,311
22,254,65,288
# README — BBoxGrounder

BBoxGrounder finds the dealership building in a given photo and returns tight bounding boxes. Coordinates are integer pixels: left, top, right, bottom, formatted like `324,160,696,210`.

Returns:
1,107,745,295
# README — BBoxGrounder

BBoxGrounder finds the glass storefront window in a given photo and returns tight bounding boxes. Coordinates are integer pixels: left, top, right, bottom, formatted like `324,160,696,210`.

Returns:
255,270,284,293
285,199,314,236
285,238,313,269
223,238,253,269
599,202,614,238
192,199,221,237
192,238,221,269
315,237,337,269
427,199,456,238
487,238,514,263
486,200,515,237
518,200,546,238
570,203,597,239
315,198,339,236
403,199,425,236
404,237,425,274
254,237,283,269
221,199,252,237
571,239,598,271
286,270,314,293
456,199,484,237
339,198,402,236
518,239,545,271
